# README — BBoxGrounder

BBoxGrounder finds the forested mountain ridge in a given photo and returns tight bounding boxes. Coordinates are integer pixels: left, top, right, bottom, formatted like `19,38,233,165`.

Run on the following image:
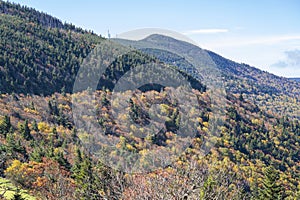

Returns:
0,0,89,32
0,15,102,95
289,78,300,82
0,1,299,199
115,34,300,119
0,0,103,95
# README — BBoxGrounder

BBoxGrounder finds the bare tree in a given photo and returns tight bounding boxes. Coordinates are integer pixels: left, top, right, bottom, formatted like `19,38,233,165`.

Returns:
123,160,251,200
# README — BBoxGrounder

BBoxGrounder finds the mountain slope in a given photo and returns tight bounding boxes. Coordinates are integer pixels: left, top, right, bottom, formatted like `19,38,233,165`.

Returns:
0,0,87,32
289,78,300,82
0,84,299,198
0,1,299,199
115,34,300,96
0,6,103,95
115,34,300,119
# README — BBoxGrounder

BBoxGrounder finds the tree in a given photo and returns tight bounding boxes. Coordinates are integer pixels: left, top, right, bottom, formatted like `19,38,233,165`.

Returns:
33,158,75,200
239,93,244,101
72,153,99,199
124,160,250,199
30,145,44,162
32,120,39,132
101,90,109,106
19,120,32,140
71,148,83,178
259,166,283,200
0,115,12,137
6,133,26,155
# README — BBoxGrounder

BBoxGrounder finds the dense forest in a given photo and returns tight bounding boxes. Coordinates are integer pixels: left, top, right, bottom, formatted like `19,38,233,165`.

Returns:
0,0,103,95
0,1,299,199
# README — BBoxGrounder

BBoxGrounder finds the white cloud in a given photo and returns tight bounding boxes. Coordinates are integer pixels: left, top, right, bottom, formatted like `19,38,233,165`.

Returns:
183,29,229,35
271,49,300,68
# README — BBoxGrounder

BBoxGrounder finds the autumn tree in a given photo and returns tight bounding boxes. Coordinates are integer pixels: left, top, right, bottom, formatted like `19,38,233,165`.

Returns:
124,160,250,199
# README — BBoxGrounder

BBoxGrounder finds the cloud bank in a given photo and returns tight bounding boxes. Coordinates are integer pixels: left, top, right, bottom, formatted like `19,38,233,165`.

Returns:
270,49,300,77
183,29,228,35
271,49,300,68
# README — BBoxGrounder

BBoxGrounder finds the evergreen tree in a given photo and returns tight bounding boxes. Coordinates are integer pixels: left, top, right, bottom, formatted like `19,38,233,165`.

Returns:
55,151,70,169
259,166,283,200
30,146,43,162
19,120,32,140
71,128,79,143
71,148,83,180
5,133,25,155
51,127,58,140
250,175,260,200
72,150,100,199
101,90,109,106
0,115,12,137
239,93,244,101
31,120,39,132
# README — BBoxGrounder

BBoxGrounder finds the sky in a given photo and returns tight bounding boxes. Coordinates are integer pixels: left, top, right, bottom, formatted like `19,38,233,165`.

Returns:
9,0,300,77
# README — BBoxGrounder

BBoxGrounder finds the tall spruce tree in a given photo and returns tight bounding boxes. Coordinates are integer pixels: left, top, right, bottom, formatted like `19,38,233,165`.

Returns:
0,115,12,137
259,166,283,200
19,120,32,140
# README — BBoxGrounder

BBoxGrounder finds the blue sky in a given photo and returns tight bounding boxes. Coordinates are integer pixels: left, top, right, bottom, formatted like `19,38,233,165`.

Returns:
9,0,300,77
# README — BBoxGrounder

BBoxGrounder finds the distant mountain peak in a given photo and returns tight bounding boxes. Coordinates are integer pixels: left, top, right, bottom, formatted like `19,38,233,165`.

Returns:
142,34,180,42
289,78,300,82
141,33,201,49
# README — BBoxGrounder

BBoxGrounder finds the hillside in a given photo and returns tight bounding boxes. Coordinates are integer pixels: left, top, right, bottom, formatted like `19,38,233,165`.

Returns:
0,1,299,200
0,0,87,32
0,86,299,199
0,1,103,95
115,34,300,119
289,78,300,82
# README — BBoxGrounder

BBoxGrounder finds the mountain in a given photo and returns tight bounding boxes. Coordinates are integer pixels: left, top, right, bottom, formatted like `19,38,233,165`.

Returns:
0,1,299,199
0,0,103,95
289,78,300,82
115,34,300,119
0,0,88,32
0,4,202,96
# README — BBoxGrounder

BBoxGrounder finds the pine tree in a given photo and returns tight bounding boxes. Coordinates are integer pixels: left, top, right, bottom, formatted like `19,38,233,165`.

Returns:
71,148,83,175
55,151,70,169
101,91,109,106
51,127,58,140
259,166,283,200
72,152,99,199
239,93,244,101
6,133,17,153
0,115,12,137
30,146,43,162
19,120,32,140
31,120,39,132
